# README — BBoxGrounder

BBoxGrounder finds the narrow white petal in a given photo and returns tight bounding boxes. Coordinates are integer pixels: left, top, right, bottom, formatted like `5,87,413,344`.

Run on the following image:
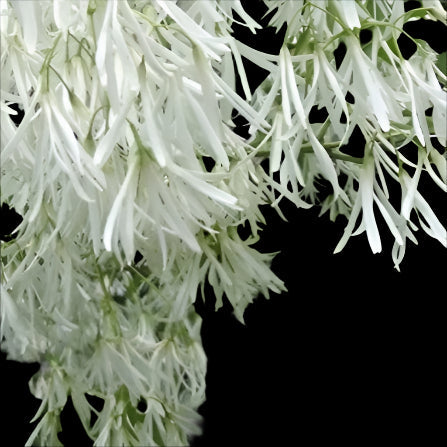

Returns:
169,164,239,207
319,50,349,121
11,1,40,52
184,88,229,169
211,71,270,131
230,1,261,33
335,1,361,29
373,194,404,246
360,151,382,253
103,158,137,252
413,189,447,246
308,128,339,197
270,114,283,173
94,99,132,166
401,152,423,220
279,47,292,127
334,196,362,254
157,0,228,60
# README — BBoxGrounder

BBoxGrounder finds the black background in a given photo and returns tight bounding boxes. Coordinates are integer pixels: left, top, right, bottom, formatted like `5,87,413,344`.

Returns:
1,1,445,446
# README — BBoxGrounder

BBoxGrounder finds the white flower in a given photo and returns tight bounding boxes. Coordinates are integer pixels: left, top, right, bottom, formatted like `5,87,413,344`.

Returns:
1,1,446,446
359,143,382,253
200,228,286,323
333,0,361,30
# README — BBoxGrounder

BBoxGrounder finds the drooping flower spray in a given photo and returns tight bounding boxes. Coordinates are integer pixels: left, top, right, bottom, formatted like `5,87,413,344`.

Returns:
1,1,446,445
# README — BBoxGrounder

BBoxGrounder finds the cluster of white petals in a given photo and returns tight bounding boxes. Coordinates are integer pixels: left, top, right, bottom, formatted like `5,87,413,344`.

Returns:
249,0,446,266
1,1,445,445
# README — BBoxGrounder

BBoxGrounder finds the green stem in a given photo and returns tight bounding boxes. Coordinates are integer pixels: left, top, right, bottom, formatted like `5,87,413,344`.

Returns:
40,34,62,92
254,140,363,164
95,261,122,339
68,32,94,59
327,151,363,164
317,118,331,140
48,64,72,93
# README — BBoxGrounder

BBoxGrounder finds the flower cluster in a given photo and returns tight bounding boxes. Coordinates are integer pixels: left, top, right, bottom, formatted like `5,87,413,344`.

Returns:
249,0,446,266
1,1,446,446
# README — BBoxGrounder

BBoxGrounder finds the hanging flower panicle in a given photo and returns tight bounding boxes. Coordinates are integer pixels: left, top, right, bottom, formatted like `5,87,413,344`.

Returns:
1,1,446,445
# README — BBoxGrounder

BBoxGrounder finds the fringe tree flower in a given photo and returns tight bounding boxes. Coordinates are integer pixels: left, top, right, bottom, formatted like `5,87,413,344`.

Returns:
1,1,446,446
